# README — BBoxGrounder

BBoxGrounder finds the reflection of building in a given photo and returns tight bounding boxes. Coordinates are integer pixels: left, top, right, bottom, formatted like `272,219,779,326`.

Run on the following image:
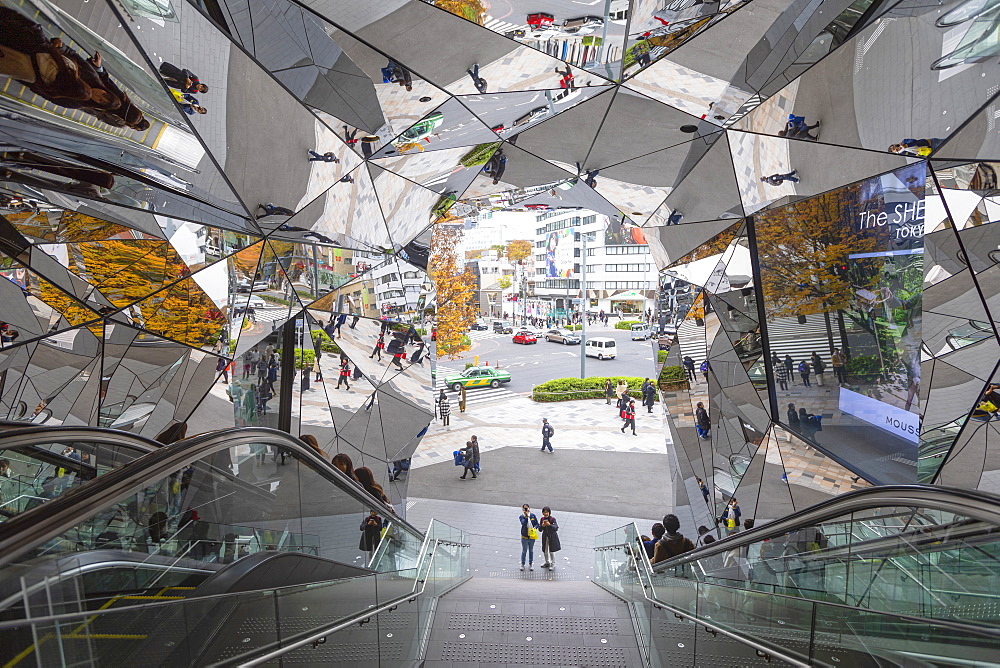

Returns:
530,211,657,317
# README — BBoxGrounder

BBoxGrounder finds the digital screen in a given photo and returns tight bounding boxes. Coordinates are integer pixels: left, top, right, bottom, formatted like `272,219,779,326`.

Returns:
755,163,925,484
545,229,575,278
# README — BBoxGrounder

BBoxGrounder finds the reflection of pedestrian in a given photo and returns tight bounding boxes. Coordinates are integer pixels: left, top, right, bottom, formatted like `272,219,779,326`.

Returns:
370,333,385,360
308,150,340,163
555,65,575,89
798,360,811,387
780,115,819,141
343,125,359,145
667,210,682,225
811,352,825,386
889,138,941,156
0,10,147,130
466,63,487,93
831,348,846,384
159,61,208,93
697,477,710,504
761,171,799,185
774,360,789,390
337,358,351,389
256,203,294,218
584,169,600,188
682,356,695,381
783,355,794,384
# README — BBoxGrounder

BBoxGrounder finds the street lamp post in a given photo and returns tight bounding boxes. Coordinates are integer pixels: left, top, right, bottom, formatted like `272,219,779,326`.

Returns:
580,231,589,380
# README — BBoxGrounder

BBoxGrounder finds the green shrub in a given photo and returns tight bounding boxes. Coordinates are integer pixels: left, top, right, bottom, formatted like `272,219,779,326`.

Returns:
657,349,668,364
277,348,315,369
846,354,881,379
615,320,642,330
565,324,583,331
311,330,341,354
261,295,289,306
657,364,689,392
460,142,501,168
532,376,657,402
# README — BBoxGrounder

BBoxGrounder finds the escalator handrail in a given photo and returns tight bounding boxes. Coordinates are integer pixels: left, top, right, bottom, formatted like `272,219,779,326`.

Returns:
598,535,812,667
0,424,161,454
0,427,423,566
218,535,471,668
607,530,1000,641
652,483,1000,573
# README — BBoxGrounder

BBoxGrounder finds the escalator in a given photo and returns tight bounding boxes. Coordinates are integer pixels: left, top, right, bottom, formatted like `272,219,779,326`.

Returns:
594,484,1000,666
0,424,158,521
0,426,470,666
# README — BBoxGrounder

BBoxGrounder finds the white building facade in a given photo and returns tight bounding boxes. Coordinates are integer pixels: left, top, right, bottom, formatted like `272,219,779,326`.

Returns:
525,210,657,322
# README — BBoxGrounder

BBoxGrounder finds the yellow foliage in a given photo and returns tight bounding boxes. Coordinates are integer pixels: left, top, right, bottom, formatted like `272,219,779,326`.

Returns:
506,239,532,264
429,225,476,358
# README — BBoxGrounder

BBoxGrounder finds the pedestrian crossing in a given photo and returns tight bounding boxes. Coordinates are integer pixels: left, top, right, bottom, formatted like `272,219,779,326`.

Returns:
468,329,511,341
483,15,528,36
432,364,520,406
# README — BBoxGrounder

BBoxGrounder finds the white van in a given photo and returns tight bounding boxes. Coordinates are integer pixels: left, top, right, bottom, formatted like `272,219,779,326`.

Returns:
585,337,617,360
630,323,652,340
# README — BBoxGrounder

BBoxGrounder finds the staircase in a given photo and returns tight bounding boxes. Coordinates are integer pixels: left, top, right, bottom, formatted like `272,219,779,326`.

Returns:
423,577,643,666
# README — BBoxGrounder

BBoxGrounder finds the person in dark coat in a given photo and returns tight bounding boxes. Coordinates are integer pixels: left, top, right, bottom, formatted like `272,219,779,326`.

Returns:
159,61,208,93
460,437,479,479
695,401,710,439
604,379,615,405
642,381,656,413
0,9,137,124
682,356,695,381
359,510,383,556
539,506,561,569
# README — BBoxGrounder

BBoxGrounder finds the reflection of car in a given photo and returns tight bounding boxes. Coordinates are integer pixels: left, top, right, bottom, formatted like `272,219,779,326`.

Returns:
513,330,537,344
527,12,554,28
563,15,602,28
630,323,652,340
444,366,512,391
251,280,269,292
398,111,444,143
563,16,603,33
524,204,550,210
234,296,268,315
504,29,526,38
545,329,580,344
713,454,752,504
471,322,489,331
513,105,550,127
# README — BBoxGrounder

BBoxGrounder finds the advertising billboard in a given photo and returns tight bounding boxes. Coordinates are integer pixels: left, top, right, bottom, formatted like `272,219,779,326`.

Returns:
755,163,925,483
545,229,575,278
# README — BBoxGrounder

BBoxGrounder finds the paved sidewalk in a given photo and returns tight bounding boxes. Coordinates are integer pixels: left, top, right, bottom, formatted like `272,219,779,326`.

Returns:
411,394,670,469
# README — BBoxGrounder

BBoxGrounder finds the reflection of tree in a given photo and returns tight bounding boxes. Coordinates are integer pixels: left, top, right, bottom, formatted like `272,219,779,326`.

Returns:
756,183,878,320
506,240,532,263
429,225,476,358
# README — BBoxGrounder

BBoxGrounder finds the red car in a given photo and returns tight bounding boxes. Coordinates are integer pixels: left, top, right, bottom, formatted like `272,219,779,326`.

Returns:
513,330,537,344
527,12,554,28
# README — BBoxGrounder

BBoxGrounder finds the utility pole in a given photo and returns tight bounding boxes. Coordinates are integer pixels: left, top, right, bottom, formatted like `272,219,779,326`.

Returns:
580,230,588,379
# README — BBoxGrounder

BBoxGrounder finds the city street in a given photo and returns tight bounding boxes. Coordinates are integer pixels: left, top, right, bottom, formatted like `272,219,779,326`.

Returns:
438,321,658,396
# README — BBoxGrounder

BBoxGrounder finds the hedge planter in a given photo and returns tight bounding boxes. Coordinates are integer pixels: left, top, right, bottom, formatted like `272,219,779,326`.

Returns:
532,376,659,402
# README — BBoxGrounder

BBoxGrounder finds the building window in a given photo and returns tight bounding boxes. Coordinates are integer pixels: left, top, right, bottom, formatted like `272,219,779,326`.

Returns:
586,264,602,272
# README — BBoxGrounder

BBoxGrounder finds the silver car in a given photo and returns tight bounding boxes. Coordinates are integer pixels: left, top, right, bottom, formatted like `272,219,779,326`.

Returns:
544,329,581,344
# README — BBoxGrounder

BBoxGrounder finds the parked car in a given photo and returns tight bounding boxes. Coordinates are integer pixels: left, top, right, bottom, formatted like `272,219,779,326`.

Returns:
444,366,512,391
545,329,581,344
513,330,537,344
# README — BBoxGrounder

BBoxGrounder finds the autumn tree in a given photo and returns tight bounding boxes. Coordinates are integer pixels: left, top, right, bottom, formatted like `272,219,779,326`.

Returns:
506,239,532,264
497,275,512,289
429,224,477,358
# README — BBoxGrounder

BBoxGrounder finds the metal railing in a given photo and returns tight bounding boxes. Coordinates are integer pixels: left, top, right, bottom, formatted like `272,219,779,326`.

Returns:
0,427,421,566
